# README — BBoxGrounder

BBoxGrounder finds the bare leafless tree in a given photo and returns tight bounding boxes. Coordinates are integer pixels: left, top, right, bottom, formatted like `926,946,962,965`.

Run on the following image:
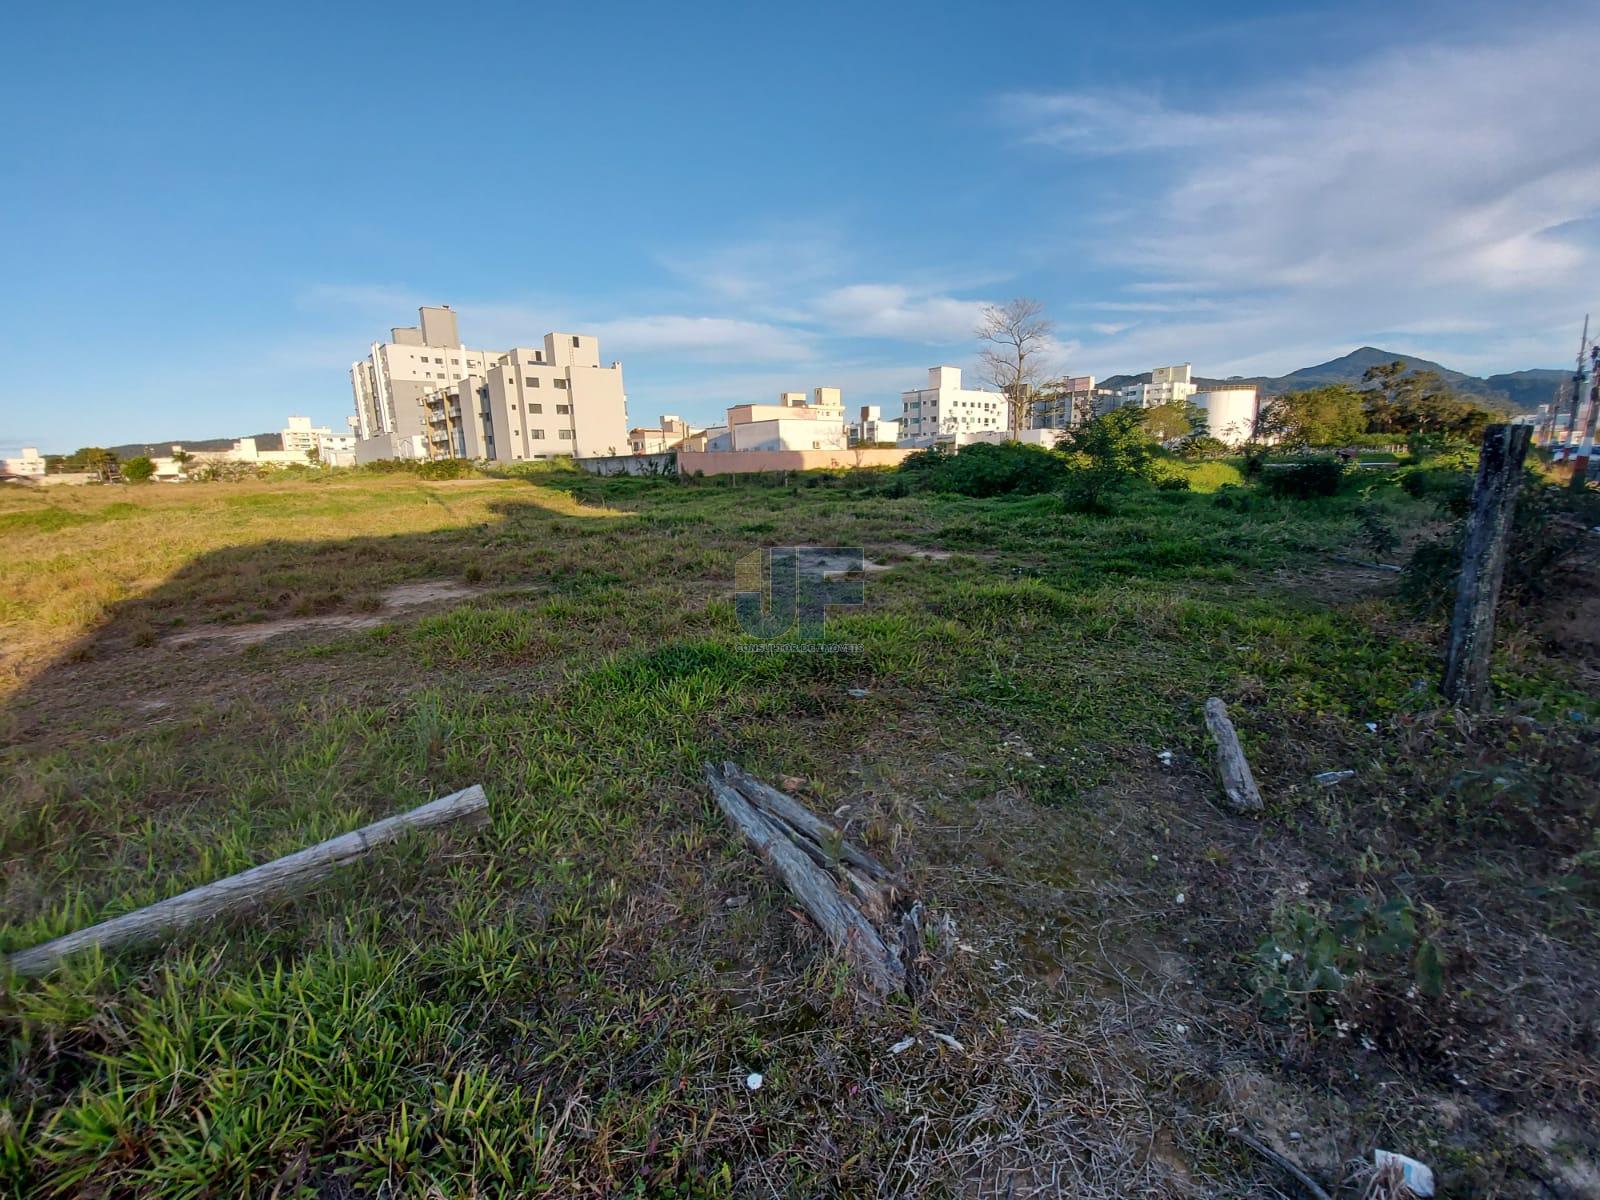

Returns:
977,299,1052,433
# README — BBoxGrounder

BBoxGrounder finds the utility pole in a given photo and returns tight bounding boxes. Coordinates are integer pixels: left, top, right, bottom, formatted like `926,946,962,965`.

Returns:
1561,316,1589,459
1569,343,1599,488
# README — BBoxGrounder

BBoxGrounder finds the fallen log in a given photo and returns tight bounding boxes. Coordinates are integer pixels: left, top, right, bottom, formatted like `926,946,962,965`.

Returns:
6,784,489,978
720,761,895,884
706,763,904,996
1204,698,1264,813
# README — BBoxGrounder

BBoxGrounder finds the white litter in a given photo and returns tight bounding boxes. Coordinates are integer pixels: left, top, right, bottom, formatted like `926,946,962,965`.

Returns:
744,1072,764,1091
930,1031,966,1053
889,1037,916,1055
1157,749,1174,766
1373,1149,1434,1197
846,688,870,698
1008,1006,1039,1022
1175,892,1187,905
1314,769,1357,786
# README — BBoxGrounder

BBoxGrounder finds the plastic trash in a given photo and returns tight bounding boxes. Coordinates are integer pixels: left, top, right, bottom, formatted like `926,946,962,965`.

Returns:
1373,1149,1434,1197
1314,770,1357,786
744,1072,764,1091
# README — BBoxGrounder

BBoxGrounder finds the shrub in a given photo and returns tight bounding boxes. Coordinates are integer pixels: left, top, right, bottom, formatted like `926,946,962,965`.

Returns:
416,458,476,481
1260,457,1346,498
896,441,1069,498
1177,435,1230,461
121,456,155,482
1401,480,1600,616
1255,890,1442,1037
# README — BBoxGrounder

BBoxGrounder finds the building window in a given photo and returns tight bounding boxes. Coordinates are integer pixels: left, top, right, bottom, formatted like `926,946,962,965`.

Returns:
529,378,540,387
556,404,570,414
530,428,545,439
534,351,543,362
571,336,580,347
529,403,542,413
559,429,574,439
554,379,567,389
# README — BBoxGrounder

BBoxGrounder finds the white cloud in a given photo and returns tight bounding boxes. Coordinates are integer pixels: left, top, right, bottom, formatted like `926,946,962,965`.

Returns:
590,315,812,362
811,284,989,342
1005,14,1600,377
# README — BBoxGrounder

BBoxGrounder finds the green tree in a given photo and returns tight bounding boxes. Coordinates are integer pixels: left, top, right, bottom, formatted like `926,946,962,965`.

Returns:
1057,407,1157,510
121,455,155,482
1144,400,1196,442
57,447,118,477
1360,361,1495,440
1260,384,1367,448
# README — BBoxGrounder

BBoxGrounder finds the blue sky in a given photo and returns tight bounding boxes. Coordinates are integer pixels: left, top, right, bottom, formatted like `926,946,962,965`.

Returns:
3,0,1596,454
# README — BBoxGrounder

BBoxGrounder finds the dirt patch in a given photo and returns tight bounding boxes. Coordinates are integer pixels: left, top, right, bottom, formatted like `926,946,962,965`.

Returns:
165,579,481,648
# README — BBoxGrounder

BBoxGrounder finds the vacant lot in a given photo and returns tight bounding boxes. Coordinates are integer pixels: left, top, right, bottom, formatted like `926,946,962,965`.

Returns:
2,468,1596,1197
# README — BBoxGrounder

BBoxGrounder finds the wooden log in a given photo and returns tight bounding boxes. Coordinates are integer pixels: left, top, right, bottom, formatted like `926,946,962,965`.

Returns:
1204,698,1264,813
1443,423,1533,709
705,764,903,995
720,761,895,883
5,785,490,978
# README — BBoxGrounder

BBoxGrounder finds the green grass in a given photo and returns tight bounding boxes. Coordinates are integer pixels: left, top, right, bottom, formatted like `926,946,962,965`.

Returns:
1,469,1596,1196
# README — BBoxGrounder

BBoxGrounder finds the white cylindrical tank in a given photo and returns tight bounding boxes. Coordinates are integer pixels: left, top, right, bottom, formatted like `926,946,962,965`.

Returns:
1195,388,1260,446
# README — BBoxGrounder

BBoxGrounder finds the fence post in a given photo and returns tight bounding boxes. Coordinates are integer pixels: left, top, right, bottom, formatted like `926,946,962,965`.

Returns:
1441,423,1533,708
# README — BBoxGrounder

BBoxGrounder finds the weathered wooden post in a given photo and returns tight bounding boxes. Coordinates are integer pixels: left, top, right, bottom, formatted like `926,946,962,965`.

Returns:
1442,423,1533,708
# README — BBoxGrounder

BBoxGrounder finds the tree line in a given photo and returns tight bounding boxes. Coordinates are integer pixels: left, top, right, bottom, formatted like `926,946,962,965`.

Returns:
975,297,1503,449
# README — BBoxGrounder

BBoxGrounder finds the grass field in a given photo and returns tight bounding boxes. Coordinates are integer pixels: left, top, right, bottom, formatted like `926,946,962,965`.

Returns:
2,466,1597,1197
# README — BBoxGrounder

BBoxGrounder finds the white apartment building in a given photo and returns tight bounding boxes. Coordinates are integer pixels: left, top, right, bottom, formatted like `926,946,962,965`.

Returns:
723,388,848,452
898,367,1007,446
629,414,695,455
350,306,629,464
1,447,46,478
850,405,900,446
1116,364,1198,410
1031,375,1107,430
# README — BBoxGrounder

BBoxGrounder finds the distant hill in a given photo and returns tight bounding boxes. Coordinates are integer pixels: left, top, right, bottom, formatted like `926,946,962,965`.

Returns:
1239,347,1565,412
1098,348,1568,413
106,433,281,459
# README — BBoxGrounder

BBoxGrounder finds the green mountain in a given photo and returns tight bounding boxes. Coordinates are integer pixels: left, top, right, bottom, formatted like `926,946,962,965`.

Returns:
1244,347,1565,411
105,433,281,460
1097,348,1567,412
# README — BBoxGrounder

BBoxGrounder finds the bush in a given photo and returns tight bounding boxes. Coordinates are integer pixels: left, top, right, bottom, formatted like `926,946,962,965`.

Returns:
1401,480,1600,616
1260,457,1347,498
1176,435,1230,461
1255,890,1442,1037
121,456,155,482
896,441,1069,498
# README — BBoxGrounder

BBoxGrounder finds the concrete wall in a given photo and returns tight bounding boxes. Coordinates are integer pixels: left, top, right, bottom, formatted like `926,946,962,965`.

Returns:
578,451,679,476
679,448,915,475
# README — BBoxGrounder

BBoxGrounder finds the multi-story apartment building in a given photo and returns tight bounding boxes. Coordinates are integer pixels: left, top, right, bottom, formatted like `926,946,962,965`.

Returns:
1116,363,1198,410
849,405,900,446
898,367,1007,445
1031,375,1112,430
629,414,695,455
350,306,629,464
718,388,848,452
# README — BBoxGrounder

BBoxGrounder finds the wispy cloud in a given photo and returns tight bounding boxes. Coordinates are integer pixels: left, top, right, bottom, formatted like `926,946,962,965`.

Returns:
1003,13,1600,377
